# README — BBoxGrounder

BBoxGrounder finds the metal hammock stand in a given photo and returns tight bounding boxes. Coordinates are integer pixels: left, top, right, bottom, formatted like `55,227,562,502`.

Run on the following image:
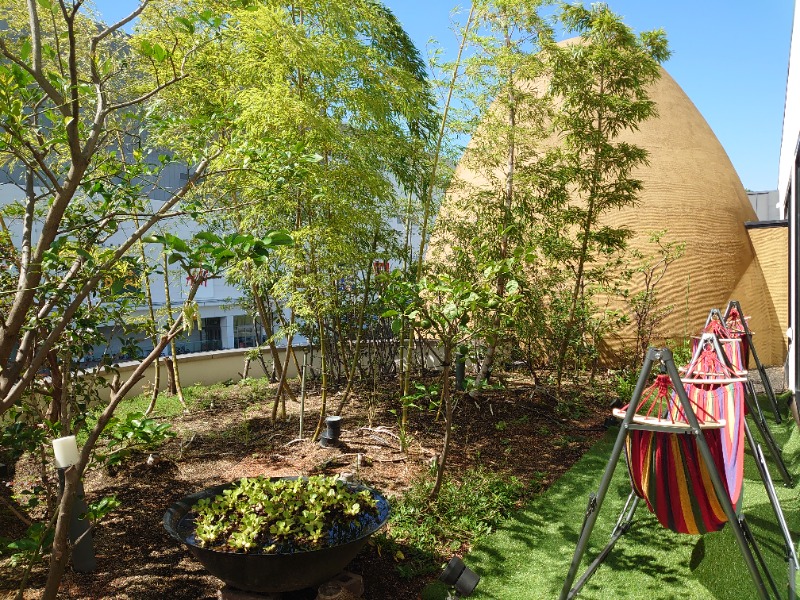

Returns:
721,300,783,424
699,305,793,487
559,342,799,600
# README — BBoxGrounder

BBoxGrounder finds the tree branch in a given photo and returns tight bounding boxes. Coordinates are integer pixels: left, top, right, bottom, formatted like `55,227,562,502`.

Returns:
0,151,220,412
91,1,151,51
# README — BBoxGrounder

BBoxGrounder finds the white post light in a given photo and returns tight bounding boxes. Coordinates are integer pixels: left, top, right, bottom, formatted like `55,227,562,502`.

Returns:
52,435,80,468
51,435,96,572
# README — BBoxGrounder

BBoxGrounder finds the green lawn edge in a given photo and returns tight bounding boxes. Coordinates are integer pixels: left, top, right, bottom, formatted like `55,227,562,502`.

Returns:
424,409,800,600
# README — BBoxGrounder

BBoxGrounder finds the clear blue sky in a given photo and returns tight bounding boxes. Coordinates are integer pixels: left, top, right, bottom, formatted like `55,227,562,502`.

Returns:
92,1,794,191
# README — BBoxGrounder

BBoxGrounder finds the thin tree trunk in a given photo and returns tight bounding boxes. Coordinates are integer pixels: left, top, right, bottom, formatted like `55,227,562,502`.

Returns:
164,356,177,394
336,232,378,414
431,343,453,499
475,19,515,389
40,466,79,600
312,318,329,441
252,285,297,402
45,352,62,424
163,254,187,409
271,338,294,422
133,213,161,416
402,4,475,422
58,351,71,436
555,81,606,390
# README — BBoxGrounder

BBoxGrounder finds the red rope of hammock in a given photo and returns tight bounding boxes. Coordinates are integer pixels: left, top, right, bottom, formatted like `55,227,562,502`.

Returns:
704,316,731,338
685,344,739,379
725,307,747,335
619,360,728,425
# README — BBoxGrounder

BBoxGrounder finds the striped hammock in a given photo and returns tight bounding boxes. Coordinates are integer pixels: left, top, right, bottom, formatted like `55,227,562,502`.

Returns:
724,306,751,367
623,350,746,534
690,314,746,373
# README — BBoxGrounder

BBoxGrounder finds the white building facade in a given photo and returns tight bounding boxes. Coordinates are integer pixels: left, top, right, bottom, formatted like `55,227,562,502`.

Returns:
779,2,800,396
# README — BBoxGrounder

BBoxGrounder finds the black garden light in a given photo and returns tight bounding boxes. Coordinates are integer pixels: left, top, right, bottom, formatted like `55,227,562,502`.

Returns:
439,556,479,597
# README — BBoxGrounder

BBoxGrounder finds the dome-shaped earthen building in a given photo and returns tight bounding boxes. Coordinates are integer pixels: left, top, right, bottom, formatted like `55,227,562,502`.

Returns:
433,65,787,366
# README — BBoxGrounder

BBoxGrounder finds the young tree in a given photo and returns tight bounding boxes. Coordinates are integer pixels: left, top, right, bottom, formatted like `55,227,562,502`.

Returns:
0,1,230,417
384,247,520,497
621,230,686,369
0,3,283,596
158,0,437,423
447,0,555,388
543,3,670,388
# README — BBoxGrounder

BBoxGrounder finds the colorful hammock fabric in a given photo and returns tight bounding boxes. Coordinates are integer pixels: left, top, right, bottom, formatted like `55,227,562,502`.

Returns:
724,306,750,367
626,425,729,534
622,347,746,535
690,315,746,372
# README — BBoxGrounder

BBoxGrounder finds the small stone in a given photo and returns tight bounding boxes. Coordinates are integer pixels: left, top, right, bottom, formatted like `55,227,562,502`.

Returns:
315,581,359,600
332,571,364,597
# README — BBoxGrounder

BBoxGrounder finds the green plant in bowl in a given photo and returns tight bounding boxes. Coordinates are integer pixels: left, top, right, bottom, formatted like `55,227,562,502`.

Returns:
191,475,379,554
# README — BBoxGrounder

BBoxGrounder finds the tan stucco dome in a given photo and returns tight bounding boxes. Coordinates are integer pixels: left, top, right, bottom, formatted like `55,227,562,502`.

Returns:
432,66,786,365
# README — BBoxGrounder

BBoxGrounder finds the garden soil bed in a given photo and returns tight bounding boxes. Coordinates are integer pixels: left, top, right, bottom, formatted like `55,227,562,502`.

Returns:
0,374,610,599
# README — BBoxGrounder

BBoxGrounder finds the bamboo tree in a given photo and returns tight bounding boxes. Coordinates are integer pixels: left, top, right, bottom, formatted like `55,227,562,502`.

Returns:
440,0,554,390
251,282,298,403
165,0,435,421
398,3,476,430
130,212,163,415
336,229,380,414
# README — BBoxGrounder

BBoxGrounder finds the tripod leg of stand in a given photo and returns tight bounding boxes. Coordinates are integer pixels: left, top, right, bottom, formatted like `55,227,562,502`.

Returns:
745,381,792,486
749,337,782,424
568,492,640,599
745,421,799,599
560,350,659,600
739,515,782,599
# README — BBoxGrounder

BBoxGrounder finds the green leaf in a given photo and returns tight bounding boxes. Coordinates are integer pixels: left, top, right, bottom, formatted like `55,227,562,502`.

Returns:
175,16,196,34
151,43,168,63
263,231,293,247
20,40,31,62
391,319,402,335
194,231,221,243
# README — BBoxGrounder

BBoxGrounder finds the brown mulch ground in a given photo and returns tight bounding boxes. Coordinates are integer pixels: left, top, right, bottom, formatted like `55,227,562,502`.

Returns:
0,373,611,599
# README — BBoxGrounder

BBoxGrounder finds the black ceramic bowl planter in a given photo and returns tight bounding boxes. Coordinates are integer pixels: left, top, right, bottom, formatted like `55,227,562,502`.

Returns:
163,477,389,594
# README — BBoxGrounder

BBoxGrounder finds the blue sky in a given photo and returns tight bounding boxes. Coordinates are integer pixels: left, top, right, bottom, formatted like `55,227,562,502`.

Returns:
92,1,794,191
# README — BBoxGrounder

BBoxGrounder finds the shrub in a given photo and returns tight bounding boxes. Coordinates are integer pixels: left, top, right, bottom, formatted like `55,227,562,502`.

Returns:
378,468,524,577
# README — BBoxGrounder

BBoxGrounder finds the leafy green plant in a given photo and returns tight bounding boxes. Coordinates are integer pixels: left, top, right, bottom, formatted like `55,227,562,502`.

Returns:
668,337,694,367
0,417,54,462
400,382,441,413
465,376,505,394
379,468,524,578
614,369,640,405
392,382,441,451
98,411,175,467
620,230,686,369
84,495,121,523
192,475,380,553
1,522,54,569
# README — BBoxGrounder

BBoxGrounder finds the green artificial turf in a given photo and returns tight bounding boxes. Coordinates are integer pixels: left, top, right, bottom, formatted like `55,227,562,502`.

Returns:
425,402,800,600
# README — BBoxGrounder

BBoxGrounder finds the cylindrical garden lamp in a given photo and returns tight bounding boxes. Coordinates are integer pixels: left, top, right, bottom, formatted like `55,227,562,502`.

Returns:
52,436,96,572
